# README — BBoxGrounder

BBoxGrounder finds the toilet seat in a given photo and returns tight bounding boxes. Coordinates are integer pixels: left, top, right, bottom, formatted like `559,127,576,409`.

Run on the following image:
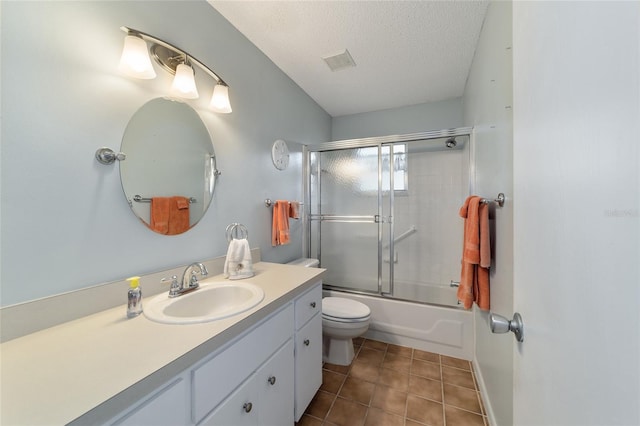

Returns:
322,297,371,322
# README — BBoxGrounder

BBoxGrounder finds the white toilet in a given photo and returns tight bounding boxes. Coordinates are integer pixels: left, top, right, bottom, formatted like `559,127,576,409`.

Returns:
287,258,371,366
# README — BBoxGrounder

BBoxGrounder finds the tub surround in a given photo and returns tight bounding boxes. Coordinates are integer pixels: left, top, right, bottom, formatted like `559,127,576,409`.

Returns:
0,261,325,425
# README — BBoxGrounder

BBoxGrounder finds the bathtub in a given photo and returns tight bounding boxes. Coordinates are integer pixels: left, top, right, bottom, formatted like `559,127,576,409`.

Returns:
323,288,474,360
392,280,461,307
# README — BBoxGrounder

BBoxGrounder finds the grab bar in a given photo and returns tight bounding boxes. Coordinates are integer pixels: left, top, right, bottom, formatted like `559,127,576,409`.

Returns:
383,225,417,249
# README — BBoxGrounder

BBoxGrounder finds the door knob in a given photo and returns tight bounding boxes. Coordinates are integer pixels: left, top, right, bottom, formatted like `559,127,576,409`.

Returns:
489,312,524,342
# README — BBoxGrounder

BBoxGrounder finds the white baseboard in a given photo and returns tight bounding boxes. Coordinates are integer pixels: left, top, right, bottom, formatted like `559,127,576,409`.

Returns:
472,357,497,426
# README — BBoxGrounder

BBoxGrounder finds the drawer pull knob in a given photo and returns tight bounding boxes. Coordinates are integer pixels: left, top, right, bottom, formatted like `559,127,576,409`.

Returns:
304,339,310,346
268,376,276,385
310,301,316,308
243,402,253,413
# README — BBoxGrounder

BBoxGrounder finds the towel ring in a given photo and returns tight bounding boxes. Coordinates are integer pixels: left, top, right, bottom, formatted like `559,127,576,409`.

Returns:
226,223,249,242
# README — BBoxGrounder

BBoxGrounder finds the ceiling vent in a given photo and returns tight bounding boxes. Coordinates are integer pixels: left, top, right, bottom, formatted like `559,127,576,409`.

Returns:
322,49,356,72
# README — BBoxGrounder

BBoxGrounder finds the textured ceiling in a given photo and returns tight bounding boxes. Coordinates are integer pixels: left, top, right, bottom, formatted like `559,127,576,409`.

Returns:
208,1,489,117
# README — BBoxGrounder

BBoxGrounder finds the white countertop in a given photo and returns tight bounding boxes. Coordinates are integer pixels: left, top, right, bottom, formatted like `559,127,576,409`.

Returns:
0,262,325,425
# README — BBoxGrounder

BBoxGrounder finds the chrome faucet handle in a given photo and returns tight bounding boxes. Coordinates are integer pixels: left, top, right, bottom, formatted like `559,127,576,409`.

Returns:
161,275,181,297
196,263,209,276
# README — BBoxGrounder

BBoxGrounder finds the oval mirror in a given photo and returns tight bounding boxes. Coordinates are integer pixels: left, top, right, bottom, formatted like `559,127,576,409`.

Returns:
120,98,218,235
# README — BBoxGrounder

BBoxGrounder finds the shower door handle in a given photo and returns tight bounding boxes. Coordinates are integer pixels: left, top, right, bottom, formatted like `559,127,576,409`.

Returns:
374,215,392,223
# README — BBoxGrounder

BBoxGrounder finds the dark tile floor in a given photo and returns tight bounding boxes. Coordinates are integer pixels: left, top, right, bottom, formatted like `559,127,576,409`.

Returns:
296,337,488,426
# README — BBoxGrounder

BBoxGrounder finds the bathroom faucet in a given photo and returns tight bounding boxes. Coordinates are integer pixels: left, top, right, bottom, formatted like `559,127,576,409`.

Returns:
166,262,209,298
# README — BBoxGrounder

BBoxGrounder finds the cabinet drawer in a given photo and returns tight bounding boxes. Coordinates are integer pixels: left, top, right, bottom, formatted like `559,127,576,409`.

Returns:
111,376,189,426
294,282,321,330
199,373,259,426
192,303,294,423
294,313,322,420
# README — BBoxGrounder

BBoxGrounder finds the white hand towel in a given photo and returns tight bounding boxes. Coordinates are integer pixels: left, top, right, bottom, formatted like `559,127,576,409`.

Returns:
224,238,254,280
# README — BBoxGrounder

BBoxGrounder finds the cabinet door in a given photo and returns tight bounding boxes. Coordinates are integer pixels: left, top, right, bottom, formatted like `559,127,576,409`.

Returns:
200,377,259,426
192,304,294,422
294,313,322,421
257,340,294,426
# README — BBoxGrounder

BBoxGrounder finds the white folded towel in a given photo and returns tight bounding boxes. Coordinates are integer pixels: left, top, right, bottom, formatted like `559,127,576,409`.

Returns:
224,238,254,280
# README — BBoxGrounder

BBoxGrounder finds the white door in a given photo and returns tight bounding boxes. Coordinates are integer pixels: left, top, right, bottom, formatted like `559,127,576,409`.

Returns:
512,2,640,425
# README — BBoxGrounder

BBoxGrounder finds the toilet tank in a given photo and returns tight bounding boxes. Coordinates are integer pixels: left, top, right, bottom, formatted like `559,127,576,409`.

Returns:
286,258,319,268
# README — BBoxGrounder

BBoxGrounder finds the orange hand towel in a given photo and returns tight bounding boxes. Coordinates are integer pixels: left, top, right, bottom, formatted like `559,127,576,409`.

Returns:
457,196,491,311
167,196,190,235
289,201,300,219
272,200,291,246
150,196,190,235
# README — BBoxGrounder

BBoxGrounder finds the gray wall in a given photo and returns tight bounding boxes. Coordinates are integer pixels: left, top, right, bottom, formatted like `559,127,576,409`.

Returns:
462,1,514,425
0,1,331,306
331,98,463,141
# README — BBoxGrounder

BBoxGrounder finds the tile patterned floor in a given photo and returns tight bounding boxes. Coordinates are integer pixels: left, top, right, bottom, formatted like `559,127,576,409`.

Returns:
296,337,488,426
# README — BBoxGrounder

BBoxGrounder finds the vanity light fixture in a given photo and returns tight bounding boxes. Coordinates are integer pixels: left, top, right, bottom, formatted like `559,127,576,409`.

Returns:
118,26,232,113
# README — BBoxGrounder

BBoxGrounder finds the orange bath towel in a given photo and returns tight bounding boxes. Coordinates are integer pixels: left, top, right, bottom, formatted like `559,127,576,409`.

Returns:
272,200,291,246
150,196,190,235
457,196,491,310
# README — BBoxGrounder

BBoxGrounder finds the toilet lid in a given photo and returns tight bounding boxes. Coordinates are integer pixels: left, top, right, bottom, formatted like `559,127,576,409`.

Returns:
322,297,371,320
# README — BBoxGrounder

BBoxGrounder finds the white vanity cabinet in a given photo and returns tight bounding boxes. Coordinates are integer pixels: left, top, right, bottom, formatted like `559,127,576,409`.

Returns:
106,280,323,426
294,283,322,421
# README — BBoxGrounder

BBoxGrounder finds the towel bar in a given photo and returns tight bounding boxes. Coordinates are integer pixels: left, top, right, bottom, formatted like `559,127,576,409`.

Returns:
480,193,505,207
133,195,197,203
264,198,304,207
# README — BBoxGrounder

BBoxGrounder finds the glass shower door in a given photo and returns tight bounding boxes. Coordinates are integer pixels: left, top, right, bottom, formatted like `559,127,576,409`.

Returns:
307,130,471,307
309,147,386,293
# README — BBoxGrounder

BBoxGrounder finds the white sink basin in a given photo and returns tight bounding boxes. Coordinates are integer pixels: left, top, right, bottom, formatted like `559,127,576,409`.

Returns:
144,281,265,325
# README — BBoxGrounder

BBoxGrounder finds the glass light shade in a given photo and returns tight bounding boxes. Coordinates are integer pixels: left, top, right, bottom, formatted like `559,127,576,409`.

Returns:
170,64,199,99
118,35,156,79
210,83,232,113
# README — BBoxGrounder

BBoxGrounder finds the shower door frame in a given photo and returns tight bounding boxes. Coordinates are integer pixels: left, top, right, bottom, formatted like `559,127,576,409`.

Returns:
303,127,473,300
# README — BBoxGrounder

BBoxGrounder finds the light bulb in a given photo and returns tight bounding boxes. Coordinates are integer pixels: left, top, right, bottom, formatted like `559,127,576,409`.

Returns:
170,63,199,99
210,82,232,113
118,35,156,79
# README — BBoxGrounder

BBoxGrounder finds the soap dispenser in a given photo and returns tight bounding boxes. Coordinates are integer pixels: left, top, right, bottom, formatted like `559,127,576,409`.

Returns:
126,276,143,318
